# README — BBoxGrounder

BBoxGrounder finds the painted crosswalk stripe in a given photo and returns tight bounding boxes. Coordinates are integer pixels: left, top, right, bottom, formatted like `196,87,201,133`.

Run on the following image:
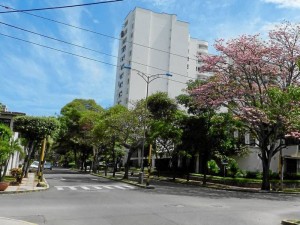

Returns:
69,186,77,190
122,185,135,189
81,186,90,190
102,186,114,189
114,185,127,190
56,187,64,191
93,186,103,190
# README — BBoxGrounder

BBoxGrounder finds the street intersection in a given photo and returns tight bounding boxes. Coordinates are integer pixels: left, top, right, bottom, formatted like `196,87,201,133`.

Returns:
0,168,299,225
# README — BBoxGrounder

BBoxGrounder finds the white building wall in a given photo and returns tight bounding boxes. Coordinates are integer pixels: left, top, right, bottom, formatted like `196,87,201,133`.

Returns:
235,145,299,173
6,132,21,175
114,7,209,107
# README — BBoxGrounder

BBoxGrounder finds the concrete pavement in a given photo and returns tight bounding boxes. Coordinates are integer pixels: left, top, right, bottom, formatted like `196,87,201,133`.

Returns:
0,173,47,225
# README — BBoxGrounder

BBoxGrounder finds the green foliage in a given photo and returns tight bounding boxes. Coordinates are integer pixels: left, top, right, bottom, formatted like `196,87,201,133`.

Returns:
10,168,22,179
225,158,239,177
207,160,220,175
0,124,13,163
147,92,178,121
13,116,60,140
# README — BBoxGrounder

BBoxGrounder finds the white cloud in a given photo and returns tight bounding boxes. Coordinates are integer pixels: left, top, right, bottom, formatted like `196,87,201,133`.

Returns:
263,0,300,8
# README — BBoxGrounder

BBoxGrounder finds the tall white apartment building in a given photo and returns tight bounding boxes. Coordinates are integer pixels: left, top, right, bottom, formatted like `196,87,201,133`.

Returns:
114,7,208,106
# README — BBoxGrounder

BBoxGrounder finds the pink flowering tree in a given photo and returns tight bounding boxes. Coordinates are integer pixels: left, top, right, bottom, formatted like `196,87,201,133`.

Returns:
192,22,300,190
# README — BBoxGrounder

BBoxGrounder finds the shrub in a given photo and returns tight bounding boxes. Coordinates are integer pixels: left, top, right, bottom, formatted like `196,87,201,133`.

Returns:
10,168,22,178
226,158,239,177
235,170,247,178
208,160,220,175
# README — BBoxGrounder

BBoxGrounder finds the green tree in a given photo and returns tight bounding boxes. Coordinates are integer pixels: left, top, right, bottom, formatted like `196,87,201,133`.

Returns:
57,99,103,170
177,81,245,184
147,92,182,179
0,124,12,181
13,116,60,177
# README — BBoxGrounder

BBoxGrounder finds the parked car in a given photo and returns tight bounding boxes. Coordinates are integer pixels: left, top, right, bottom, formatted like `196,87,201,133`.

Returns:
44,162,52,170
29,161,52,172
29,161,39,172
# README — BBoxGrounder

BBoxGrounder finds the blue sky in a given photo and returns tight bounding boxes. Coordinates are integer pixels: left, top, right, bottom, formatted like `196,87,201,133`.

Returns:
0,0,299,116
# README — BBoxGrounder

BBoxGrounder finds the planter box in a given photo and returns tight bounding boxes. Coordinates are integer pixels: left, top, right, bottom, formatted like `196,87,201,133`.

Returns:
0,182,9,191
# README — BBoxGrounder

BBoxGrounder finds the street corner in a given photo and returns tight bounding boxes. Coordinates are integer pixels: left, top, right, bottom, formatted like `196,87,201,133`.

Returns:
0,217,37,225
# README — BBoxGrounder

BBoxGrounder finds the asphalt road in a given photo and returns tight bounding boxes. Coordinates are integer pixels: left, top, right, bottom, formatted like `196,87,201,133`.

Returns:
0,168,299,225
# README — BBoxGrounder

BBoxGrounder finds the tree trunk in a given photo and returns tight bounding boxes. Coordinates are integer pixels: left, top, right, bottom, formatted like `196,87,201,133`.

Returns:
172,154,177,181
123,149,133,179
112,138,116,178
2,158,10,181
186,157,190,182
92,146,98,173
202,155,208,185
23,140,36,178
261,157,271,190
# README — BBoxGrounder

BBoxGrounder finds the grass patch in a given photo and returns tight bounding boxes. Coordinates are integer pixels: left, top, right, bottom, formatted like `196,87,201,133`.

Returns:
3,176,15,182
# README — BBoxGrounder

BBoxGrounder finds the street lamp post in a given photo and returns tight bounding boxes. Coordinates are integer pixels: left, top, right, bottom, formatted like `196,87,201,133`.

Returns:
124,65,172,185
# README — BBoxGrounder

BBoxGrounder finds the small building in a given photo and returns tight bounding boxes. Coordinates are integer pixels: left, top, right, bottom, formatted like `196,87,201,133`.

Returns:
234,134,300,175
0,106,25,174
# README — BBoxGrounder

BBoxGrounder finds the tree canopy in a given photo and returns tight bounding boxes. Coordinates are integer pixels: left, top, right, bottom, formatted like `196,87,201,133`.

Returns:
192,22,300,190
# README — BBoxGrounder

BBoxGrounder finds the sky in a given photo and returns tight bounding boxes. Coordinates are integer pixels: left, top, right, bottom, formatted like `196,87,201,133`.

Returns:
0,0,299,116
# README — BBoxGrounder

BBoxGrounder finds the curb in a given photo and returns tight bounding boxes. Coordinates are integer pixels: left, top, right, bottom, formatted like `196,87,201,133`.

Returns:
282,220,300,225
0,178,49,195
0,217,37,225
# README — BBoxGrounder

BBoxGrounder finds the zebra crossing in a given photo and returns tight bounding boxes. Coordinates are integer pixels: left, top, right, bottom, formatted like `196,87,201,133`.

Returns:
54,184,135,191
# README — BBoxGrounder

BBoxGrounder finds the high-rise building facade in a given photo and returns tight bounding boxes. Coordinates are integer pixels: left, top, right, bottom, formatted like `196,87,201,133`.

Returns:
114,7,208,107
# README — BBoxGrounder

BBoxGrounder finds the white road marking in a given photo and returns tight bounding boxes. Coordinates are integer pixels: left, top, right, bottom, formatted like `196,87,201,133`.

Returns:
69,186,77,190
114,185,127,190
81,186,90,190
102,186,114,190
54,185,135,191
93,186,103,190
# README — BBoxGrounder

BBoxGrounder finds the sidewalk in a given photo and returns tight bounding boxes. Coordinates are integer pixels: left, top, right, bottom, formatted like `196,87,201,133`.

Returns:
3,173,48,193
0,217,37,225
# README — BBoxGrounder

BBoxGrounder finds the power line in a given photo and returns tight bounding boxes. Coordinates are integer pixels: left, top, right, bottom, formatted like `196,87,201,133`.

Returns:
0,0,123,14
0,32,117,67
0,32,192,85
0,21,195,79
0,3,200,63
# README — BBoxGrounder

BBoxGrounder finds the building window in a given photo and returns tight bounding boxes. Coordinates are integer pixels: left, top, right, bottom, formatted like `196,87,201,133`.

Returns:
187,64,189,69
119,81,123,88
129,50,132,56
124,20,128,27
119,73,124,79
122,45,126,53
120,29,127,38
132,23,134,29
120,55,125,62
122,37,127,45
131,32,133,38
127,78,130,84
118,91,123,97
118,101,121,104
